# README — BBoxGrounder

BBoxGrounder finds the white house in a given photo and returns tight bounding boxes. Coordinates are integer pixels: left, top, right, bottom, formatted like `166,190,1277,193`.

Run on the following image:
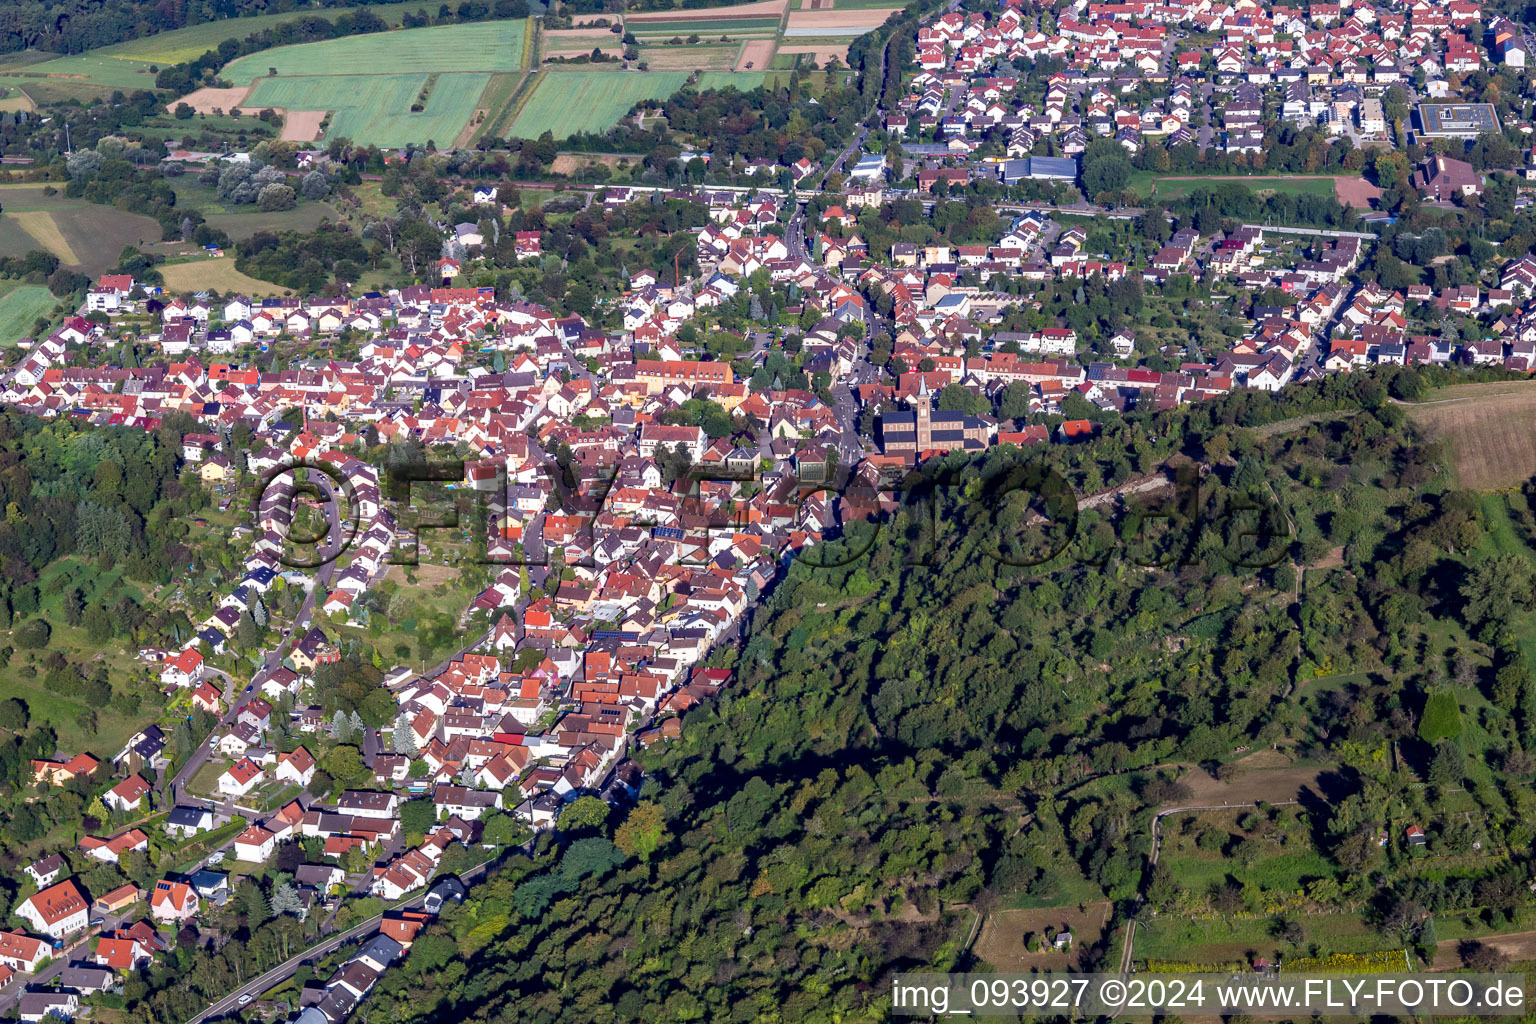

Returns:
218,757,265,798
276,747,317,786
159,649,205,688
233,824,277,863
15,880,90,939
103,774,152,813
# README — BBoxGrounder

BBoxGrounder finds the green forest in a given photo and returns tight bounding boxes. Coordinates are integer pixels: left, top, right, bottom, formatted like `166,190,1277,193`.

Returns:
92,368,1509,1023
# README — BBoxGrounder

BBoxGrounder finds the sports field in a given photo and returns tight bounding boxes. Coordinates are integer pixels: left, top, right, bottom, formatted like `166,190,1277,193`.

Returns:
508,70,764,139
223,20,527,84
245,72,492,149
0,285,59,345
1128,172,1347,202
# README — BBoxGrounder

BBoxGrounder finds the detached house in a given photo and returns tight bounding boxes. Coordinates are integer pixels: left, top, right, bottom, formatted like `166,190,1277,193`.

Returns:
149,880,199,924
16,879,90,938
104,774,151,813
218,757,265,798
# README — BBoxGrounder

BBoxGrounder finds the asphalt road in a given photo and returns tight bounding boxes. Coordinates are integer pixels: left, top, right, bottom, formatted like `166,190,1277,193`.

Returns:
164,475,345,807
184,855,506,1024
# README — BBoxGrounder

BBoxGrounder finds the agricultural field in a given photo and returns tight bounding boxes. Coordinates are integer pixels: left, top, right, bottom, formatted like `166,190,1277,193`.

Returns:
159,256,289,296
0,85,35,112
0,184,163,276
627,18,782,34
625,0,789,16
222,21,528,84
508,71,764,139
245,72,493,150
782,7,898,34
2,0,458,99
462,72,526,146
775,43,848,66
1405,381,1536,490
8,53,161,90
86,0,443,64
0,284,62,345
199,20,530,148
637,45,742,70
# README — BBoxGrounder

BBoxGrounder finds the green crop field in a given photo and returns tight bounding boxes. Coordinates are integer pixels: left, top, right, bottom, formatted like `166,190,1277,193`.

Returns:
246,72,491,148
509,70,764,138
10,53,160,89
87,1,447,64
0,285,60,345
627,18,781,33
223,20,528,85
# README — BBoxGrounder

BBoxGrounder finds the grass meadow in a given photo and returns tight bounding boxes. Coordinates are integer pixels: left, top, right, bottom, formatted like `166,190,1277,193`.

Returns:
508,70,765,138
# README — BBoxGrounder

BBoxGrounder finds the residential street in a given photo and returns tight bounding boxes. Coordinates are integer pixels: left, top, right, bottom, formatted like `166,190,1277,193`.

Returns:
163,474,345,807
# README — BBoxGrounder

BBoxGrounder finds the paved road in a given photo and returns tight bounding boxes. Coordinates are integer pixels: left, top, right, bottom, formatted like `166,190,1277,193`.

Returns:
164,475,345,807
1240,222,1378,240
185,855,505,1024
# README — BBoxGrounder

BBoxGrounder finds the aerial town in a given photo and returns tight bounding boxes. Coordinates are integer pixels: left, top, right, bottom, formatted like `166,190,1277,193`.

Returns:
0,0,1534,1018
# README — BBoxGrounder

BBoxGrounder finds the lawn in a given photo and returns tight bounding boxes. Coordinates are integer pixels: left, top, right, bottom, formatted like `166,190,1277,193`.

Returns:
222,20,529,84
508,70,765,139
206,201,347,239
244,72,492,149
0,561,155,756
1157,806,1338,899
0,285,62,344
1134,912,1394,963
159,256,291,296
1127,172,1339,202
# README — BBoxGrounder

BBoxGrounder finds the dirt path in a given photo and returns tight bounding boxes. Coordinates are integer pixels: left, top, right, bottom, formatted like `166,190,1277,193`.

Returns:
1119,797,1306,975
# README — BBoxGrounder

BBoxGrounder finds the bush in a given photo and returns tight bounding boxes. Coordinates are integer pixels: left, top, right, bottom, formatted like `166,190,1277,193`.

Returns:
257,183,296,212
1418,688,1463,743
13,619,50,649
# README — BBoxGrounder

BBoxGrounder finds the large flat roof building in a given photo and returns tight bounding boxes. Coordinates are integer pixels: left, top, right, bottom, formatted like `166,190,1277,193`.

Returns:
1416,103,1500,138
